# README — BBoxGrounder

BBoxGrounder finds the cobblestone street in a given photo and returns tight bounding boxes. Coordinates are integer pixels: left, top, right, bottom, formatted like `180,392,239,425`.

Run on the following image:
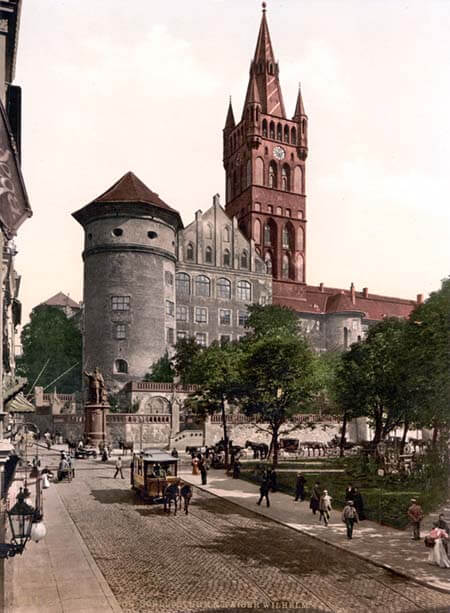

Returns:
54,459,450,613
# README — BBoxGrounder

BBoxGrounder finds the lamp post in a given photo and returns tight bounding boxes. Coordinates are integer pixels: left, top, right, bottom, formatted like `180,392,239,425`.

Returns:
0,488,35,558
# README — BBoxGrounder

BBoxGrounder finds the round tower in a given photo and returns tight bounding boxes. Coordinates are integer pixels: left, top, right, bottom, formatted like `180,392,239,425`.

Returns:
72,171,183,392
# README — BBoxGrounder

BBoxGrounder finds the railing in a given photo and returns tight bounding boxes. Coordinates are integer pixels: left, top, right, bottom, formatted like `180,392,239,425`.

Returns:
129,382,198,393
209,413,339,425
53,415,84,423
106,414,170,424
43,393,76,403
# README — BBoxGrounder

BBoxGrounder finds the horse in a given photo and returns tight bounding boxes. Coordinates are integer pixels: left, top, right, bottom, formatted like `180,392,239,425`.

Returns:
118,439,134,455
163,482,180,515
245,440,269,460
180,484,193,515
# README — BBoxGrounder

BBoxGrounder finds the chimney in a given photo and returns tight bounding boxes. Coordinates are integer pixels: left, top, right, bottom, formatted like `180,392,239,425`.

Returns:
319,282,324,292
417,293,424,305
350,282,355,305
363,287,369,298
213,193,220,207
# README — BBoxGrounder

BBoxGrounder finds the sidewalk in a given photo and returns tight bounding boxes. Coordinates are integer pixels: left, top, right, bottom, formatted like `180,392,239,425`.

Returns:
5,471,122,613
181,468,450,593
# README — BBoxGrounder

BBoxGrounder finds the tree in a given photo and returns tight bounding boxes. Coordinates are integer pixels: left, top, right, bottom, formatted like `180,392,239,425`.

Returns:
144,351,174,382
172,337,205,385
17,306,82,394
238,334,317,467
184,340,243,468
245,304,299,340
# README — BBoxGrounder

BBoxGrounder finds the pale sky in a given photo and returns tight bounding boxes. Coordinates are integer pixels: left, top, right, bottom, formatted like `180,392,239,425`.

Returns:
14,0,450,324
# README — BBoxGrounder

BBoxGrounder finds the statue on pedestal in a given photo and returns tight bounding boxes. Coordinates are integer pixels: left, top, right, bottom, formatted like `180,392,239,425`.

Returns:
84,367,108,405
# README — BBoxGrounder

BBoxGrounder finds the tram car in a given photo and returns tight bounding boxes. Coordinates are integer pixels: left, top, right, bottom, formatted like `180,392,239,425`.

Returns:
131,449,180,503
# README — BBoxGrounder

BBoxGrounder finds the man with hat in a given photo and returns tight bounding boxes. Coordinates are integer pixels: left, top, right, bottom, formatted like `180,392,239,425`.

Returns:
342,499,359,539
407,498,424,540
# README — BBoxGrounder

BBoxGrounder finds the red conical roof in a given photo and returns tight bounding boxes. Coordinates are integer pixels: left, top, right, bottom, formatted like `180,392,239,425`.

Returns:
224,99,236,131
90,171,176,212
293,84,306,119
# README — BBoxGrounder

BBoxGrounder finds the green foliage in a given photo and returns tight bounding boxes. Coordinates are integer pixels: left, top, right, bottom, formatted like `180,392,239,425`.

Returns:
245,304,299,340
144,351,174,383
172,337,205,385
310,351,340,414
17,306,82,393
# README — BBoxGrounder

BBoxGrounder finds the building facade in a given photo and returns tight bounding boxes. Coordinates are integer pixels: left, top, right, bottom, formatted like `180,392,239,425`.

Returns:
176,194,272,346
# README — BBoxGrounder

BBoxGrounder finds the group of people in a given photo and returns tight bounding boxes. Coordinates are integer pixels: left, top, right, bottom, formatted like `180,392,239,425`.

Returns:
191,453,209,485
57,451,74,481
408,498,450,568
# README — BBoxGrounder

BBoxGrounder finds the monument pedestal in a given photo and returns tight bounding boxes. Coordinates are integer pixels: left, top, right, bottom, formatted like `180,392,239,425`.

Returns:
84,403,109,444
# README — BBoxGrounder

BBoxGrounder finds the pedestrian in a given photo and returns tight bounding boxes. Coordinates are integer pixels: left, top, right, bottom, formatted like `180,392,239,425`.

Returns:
66,453,75,479
102,448,108,462
352,487,365,521
438,514,449,555
192,456,199,475
319,490,331,526
269,469,278,492
232,459,241,479
309,482,320,515
171,447,179,458
425,522,450,568
257,479,271,508
407,498,424,541
114,456,124,479
199,459,207,485
342,500,359,539
294,472,306,502
344,484,355,502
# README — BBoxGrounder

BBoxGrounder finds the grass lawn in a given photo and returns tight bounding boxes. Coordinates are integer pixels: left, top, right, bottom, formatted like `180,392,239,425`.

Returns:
240,456,448,530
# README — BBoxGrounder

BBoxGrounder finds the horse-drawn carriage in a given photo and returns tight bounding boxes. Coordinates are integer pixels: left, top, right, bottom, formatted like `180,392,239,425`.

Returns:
131,449,180,503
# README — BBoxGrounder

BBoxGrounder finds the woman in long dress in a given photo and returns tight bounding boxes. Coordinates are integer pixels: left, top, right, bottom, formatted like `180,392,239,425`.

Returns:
192,457,199,475
427,524,450,568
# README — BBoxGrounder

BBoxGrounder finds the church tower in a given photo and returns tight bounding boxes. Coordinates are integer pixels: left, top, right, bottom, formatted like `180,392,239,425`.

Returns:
223,3,308,304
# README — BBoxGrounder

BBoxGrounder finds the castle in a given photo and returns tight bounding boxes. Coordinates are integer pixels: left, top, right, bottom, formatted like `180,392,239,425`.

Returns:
73,6,421,392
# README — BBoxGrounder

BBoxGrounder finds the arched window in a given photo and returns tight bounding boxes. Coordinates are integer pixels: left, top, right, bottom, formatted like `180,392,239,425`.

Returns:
206,224,213,239
246,159,251,187
115,359,128,374
186,243,194,261
255,157,264,185
223,226,231,242
264,223,271,245
254,219,261,244
297,254,304,282
282,223,295,251
205,246,213,263
282,226,289,249
284,125,289,143
298,227,304,251
281,165,290,191
217,278,231,299
265,252,273,275
176,272,190,296
195,275,210,297
223,249,231,267
268,161,277,188
293,166,303,194
282,254,290,280
276,123,282,140
269,121,275,139
301,119,307,137
262,119,268,137
240,250,248,268
291,127,297,145
237,280,251,301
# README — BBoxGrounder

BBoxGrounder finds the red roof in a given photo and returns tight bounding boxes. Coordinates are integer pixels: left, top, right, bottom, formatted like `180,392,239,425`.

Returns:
41,292,80,310
89,171,177,213
274,284,417,321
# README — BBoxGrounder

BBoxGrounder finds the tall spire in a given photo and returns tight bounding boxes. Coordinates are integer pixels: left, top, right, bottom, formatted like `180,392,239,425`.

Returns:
248,3,286,118
293,83,306,120
224,98,235,131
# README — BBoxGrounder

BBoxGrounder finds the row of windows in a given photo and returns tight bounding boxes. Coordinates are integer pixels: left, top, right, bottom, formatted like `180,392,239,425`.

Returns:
253,202,303,220
185,243,249,268
227,159,304,200
229,117,306,153
89,230,158,241
176,331,244,347
254,220,304,253
176,305,249,326
262,251,304,282
176,274,252,301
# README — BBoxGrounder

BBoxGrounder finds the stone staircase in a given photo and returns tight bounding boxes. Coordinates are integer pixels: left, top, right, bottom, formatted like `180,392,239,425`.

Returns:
170,429,204,450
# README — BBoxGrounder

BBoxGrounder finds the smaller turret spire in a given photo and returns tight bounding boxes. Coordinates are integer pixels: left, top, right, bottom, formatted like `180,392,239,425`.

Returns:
224,98,235,131
243,72,261,112
293,83,306,120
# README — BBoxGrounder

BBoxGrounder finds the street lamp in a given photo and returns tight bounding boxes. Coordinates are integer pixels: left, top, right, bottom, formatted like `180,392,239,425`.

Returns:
0,488,35,558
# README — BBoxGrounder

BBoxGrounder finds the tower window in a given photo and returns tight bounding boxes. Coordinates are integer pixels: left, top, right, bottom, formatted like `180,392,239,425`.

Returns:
147,231,158,239
268,162,277,188
112,228,123,237
195,275,210,297
217,277,231,299
262,119,267,137
282,254,290,280
265,253,273,275
281,165,290,191
223,249,231,267
165,300,174,316
186,243,194,261
165,271,174,286
240,250,248,269
269,121,275,139
205,246,213,264
291,127,297,145
237,280,251,301
264,223,271,245
176,272,190,296
115,359,128,374
344,327,349,349
282,226,289,249
115,324,126,340
111,296,130,311
284,125,290,143
167,328,174,345
277,123,282,141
